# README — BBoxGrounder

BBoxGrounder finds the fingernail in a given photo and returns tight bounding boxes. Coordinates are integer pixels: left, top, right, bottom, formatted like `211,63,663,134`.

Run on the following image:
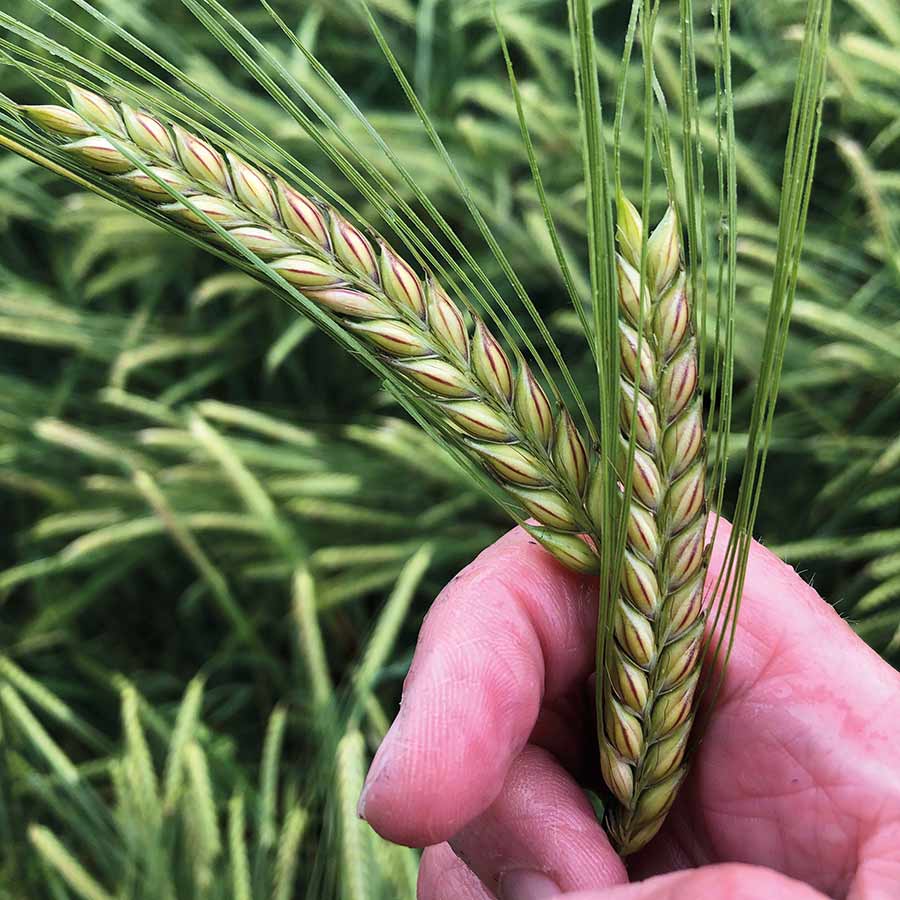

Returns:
357,716,400,820
499,869,561,900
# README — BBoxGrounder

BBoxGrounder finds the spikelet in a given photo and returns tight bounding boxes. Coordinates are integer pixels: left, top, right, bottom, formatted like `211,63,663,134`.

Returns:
22,86,599,573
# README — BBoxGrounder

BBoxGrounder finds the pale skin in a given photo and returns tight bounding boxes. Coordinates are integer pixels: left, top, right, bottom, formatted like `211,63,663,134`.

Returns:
358,519,900,899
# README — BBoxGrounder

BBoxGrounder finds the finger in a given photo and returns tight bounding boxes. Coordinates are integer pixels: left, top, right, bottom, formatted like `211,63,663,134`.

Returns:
562,863,827,899
360,527,599,846
418,844,493,900
449,745,627,897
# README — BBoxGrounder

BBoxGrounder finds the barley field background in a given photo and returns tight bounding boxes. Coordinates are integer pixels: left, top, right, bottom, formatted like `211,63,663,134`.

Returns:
1,1,898,897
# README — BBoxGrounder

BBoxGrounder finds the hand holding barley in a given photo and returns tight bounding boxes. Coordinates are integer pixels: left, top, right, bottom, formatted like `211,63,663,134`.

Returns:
2,1,834,894
362,522,900,899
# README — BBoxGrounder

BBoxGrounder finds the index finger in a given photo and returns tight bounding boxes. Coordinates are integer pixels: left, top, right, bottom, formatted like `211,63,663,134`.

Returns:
358,526,599,846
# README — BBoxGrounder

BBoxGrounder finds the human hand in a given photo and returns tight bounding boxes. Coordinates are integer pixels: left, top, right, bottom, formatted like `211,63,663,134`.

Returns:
358,519,900,899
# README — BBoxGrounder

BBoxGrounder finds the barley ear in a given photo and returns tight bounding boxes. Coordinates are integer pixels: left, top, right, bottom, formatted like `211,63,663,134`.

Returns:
20,87,597,573
600,196,709,855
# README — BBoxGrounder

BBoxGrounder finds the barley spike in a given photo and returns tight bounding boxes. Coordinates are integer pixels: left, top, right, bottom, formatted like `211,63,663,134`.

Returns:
600,196,708,855
22,87,599,570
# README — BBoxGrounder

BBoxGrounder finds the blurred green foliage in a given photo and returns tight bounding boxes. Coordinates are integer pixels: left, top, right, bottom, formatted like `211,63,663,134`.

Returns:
1,0,898,897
